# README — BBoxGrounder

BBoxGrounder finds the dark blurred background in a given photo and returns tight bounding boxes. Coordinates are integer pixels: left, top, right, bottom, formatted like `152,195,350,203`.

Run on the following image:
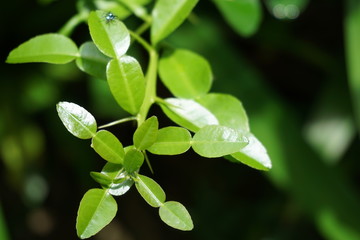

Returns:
1,0,360,239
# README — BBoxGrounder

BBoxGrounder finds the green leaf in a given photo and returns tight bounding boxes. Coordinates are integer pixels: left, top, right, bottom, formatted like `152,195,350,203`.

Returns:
230,133,272,170
76,41,111,80
101,162,134,196
197,93,250,132
76,188,117,239
6,33,78,64
265,0,309,19
107,56,146,115
90,171,113,188
135,174,166,208
151,0,199,44
88,10,130,58
56,102,97,139
160,98,218,132
159,201,193,231
91,130,125,164
133,116,159,150
159,49,213,98
147,127,192,155
213,0,262,37
192,125,248,158
123,149,144,173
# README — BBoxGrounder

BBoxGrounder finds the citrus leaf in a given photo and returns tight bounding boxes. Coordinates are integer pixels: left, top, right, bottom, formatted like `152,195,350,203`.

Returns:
135,174,166,208
56,102,97,139
159,49,212,98
90,172,113,188
123,149,144,173
147,127,192,155
91,130,125,164
6,33,79,64
76,189,117,239
192,125,248,158
101,162,134,196
159,201,193,231
133,116,158,150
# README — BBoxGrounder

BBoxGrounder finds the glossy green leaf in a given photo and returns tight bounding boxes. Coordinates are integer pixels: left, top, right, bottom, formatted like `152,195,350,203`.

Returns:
231,133,272,170
213,0,262,37
76,188,117,239
6,33,78,64
160,98,218,132
159,201,193,231
151,0,199,44
90,171,113,188
88,10,130,58
192,125,248,158
76,42,111,80
56,102,97,139
133,116,158,150
147,127,192,155
159,49,212,98
91,130,125,164
266,0,309,19
101,162,134,196
135,174,166,208
107,56,146,115
123,149,144,173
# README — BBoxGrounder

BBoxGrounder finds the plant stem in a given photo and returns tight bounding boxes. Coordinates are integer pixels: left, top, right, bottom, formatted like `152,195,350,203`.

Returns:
98,116,137,129
58,11,88,36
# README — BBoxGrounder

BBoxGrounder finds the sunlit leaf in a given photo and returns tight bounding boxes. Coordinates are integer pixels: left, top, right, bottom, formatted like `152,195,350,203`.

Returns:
213,0,262,37
91,130,125,164
123,149,144,173
159,201,193,231
160,98,218,132
76,189,117,239
88,10,130,58
135,174,166,208
159,49,212,98
147,127,192,155
56,102,97,139
107,56,146,115
192,125,248,158
6,33,79,64
151,0,199,44
133,116,158,150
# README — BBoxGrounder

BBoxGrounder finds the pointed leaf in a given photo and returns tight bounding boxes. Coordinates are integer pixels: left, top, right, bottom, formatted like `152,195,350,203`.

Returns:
213,0,262,37
133,116,158,150
76,41,111,80
101,162,134,196
90,172,113,188
91,130,125,164
6,33,78,64
56,102,97,139
192,125,248,158
88,10,130,58
76,189,117,239
147,127,192,155
123,149,144,173
159,201,193,231
107,56,146,114
159,49,212,98
135,174,166,208
231,133,272,170
151,0,199,44
160,98,218,132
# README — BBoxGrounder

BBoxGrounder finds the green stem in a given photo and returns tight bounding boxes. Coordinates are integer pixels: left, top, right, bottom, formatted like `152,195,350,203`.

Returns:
143,151,154,174
129,30,153,53
98,116,137,129
58,11,88,36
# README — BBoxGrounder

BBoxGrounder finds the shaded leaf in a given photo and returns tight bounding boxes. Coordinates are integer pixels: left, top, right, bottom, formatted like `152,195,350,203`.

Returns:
91,130,125,164
135,174,166,208
133,116,158,150
266,0,309,20
123,149,144,173
159,201,193,231
90,171,113,188
101,162,134,196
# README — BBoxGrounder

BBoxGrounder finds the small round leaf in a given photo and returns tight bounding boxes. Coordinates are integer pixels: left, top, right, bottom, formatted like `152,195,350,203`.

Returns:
123,149,144,173
159,201,193,231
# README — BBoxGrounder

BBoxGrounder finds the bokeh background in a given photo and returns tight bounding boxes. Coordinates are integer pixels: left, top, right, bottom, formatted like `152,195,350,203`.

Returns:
1,0,360,239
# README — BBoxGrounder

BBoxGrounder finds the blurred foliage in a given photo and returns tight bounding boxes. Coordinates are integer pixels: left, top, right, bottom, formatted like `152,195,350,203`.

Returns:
1,0,360,239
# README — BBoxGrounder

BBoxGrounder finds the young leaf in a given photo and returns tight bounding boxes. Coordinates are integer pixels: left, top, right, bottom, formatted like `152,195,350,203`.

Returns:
192,125,248,158
76,188,117,239
159,201,193,231
101,162,134,196
88,10,130,58
159,49,212,98
56,102,97,139
90,172,113,188
76,41,111,80
91,130,125,164
135,174,166,208
147,127,192,155
6,33,78,64
133,116,158,150
123,149,144,173
151,0,199,44
213,0,262,37
197,93,250,132
231,133,272,170
107,56,146,115
159,98,218,132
